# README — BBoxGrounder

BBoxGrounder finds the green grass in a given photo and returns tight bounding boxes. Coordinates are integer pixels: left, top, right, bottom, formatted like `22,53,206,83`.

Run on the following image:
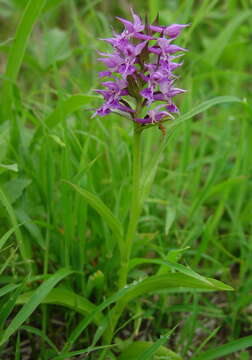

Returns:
0,0,252,359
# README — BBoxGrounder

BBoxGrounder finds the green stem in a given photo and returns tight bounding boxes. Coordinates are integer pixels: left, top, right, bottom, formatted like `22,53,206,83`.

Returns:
118,125,142,289
102,124,142,347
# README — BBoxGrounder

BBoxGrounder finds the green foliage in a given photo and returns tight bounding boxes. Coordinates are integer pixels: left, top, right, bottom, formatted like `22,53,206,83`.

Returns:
0,0,251,359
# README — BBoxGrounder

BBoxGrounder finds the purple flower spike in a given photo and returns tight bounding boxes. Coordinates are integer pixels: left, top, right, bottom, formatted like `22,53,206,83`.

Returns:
94,9,188,130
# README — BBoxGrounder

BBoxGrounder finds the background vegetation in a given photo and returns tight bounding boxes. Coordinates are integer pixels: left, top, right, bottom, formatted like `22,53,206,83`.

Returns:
0,0,252,359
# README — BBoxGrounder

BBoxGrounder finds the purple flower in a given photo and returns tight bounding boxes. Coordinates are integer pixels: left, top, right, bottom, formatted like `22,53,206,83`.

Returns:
149,24,189,38
135,105,174,124
94,10,188,130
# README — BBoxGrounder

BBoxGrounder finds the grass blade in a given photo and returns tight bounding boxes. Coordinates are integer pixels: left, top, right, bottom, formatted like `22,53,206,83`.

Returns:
192,335,252,360
0,187,31,271
203,10,252,66
136,328,177,360
0,268,73,346
64,181,124,252
0,227,15,250
2,0,47,117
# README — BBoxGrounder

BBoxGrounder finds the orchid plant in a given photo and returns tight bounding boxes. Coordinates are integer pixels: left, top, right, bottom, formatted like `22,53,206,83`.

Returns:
94,9,188,294
89,9,232,358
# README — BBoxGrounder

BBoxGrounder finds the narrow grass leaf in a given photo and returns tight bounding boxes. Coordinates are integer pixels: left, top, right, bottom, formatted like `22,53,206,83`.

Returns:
0,187,31,270
32,94,98,146
0,268,73,345
45,94,97,128
21,325,59,354
52,345,115,360
64,181,124,252
0,227,15,250
172,96,242,127
141,96,241,205
0,284,20,298
136,329,177,360
3,0,47,116
192,335,252,360
203,10,252,66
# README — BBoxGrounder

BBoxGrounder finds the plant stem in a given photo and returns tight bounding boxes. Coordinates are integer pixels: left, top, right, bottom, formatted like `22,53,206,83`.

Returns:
118,124,142,289
102,124,142,347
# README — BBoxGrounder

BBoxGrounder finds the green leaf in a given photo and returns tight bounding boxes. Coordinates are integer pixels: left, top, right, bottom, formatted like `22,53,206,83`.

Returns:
0,163,18,172
203,11,252,66
119,341,182,360
35,28,71,69
0,227,16,250
16,287,102,324
0,187,31,269
0,268,73,346
64,181,124,253
0,284,20,298
3,178,31,204
172,96,242,128
31,94,98,146
63,273,232,351
121,274,233,304
2,0,47,117
21,325,59,354
192,335,252,360
44,94,97,130
141,96,241,205
205,177,247,201
15,209,45,249
52,345,115,360
128,257,214,287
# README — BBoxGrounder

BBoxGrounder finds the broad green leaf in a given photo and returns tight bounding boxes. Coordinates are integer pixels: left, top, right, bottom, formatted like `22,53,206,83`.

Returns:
0,268,73,345
192,335,252,360
64,273,232,351
16,287,102,324
64,181,124,253
128,258,214,286
119,341,182,360
121,274,233,304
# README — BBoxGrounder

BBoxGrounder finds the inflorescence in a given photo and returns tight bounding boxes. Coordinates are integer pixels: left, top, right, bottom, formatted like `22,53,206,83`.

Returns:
94,9,188,127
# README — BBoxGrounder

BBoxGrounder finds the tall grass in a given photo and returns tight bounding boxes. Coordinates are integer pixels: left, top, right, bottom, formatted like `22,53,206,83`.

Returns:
0,0,252,359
